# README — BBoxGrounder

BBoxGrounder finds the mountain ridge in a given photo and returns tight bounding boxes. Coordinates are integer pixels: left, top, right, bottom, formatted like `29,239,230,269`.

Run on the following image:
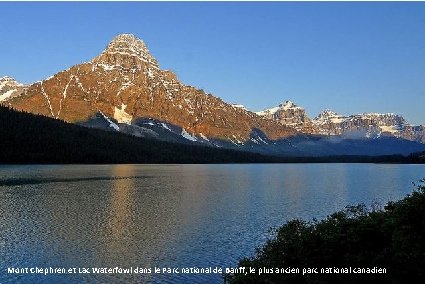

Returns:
3,34,296,144
255,100,425,144
1,105,424,163
1,33,424,156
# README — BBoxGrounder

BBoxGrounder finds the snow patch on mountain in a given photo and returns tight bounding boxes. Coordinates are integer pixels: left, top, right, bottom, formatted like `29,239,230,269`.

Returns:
314,110,346,124
199,133,209,141
0,90,16,101
232,104,248,111
256,100,303,116
256,101,298,115
380,125,399,134
99,111,119,131
0,76,26,102
114,103,133,124
181,128,197,141
161,122,171,131
281,100,301,110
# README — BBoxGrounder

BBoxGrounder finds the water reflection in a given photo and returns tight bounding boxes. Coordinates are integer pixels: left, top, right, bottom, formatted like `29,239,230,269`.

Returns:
104,165,137,259
0,164,423,284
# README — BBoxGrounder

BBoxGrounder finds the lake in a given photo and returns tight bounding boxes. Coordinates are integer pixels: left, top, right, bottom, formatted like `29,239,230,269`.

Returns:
0,164,424,283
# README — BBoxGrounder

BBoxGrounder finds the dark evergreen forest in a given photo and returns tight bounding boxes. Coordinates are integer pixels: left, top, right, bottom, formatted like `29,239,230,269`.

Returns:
0,106,424,164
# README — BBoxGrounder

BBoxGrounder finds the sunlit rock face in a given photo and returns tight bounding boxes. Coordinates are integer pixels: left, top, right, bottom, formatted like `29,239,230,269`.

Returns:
4,34,423,145
256,100,317,134
5,34,296,143
257,101,425,144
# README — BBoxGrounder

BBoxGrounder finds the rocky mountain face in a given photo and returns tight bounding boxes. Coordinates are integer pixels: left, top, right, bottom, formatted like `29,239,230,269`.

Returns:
256,102,425,144
1,33,424,156
3,34,295,145
0,76,26,102
313,111,425,143
255,101,317,134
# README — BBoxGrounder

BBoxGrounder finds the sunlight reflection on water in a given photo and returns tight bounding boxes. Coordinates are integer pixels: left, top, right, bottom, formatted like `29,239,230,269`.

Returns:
0,164,423,283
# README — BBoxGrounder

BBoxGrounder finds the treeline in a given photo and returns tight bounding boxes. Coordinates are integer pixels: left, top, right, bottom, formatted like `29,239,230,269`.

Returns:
0,106,285,164
0,105,424,164
225,181,425,283
292,152,425,164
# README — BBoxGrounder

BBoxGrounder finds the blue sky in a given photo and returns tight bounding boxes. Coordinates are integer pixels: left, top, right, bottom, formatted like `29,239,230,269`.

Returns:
1,2,424,124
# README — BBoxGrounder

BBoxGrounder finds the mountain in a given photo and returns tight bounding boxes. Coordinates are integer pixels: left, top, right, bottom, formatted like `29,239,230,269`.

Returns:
1,34,424,157
255,100,317,133
0,105,286,164
256,102,425,144
3,34,295,146
0,76,26,102
312,110,425,143
1,105,423,164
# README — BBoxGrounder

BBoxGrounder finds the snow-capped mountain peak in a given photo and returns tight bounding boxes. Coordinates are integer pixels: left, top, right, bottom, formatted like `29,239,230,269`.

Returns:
314,109,346,124
255,106,279,116
256,100,314,132
104,34,150,58
356,112,403,121
280,100,301,110
4,34,295,144
254,99,424,143
0,76,26,102
0,76,23,88
231,104,248,111
256,100,302,116
92,33,160,71
316,109,339,119
310,109,422,141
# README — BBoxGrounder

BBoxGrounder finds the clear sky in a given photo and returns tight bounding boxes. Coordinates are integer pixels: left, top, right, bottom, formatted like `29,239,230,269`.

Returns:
1,2,424,124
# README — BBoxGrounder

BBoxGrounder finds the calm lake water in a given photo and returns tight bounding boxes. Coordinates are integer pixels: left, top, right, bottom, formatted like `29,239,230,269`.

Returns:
0,164,424,283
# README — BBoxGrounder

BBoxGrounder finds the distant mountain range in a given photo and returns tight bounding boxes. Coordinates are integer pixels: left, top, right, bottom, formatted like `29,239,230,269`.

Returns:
1,34,424,157
255,100,425,143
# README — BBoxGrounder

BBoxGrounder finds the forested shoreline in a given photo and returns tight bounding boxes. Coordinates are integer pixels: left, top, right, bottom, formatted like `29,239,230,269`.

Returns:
0,106,424,164
225,181,425,283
